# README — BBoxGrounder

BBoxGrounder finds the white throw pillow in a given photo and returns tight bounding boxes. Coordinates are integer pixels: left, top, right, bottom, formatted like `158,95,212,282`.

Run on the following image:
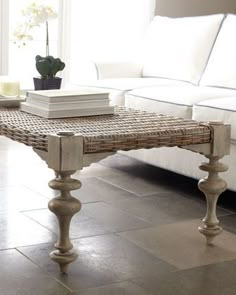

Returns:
142,14,224,84
200,14,236,89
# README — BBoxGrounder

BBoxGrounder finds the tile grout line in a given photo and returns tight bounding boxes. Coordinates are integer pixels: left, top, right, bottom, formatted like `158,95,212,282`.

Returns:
15,248,74,292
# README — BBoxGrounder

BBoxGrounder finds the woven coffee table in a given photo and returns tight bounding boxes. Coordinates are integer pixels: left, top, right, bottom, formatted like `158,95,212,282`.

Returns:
0,106,230,273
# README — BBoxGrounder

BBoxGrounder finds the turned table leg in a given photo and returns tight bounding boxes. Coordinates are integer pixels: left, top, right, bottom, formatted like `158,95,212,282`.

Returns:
39,132,84,273
35,132,114,273
198,155,228,245
48,170,82,273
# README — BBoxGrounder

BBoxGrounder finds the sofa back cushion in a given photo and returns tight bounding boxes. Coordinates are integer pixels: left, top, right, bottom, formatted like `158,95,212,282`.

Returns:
142,14,224,84
200,14,236,89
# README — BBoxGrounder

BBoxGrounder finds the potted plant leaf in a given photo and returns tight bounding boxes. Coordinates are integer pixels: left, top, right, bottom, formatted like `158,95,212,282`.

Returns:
13,2,65,90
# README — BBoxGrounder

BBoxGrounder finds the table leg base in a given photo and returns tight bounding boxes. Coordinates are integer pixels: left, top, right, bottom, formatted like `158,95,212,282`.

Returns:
50,250,78,274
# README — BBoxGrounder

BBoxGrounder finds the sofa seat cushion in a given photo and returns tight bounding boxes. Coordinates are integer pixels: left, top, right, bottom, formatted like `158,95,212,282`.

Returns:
142,14,224,84
75,78,190,106
193,97,236,141
200,14,236,89
125,86,236,119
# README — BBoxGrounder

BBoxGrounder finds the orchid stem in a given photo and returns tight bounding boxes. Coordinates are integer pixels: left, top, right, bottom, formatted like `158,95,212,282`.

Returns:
46,21,49,56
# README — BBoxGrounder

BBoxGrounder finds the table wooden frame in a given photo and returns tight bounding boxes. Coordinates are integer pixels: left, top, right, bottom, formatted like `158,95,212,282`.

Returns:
31,121,231,274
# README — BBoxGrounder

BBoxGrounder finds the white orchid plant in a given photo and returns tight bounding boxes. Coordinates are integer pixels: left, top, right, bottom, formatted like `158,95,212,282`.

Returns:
13,2,65,81
13,2,57,56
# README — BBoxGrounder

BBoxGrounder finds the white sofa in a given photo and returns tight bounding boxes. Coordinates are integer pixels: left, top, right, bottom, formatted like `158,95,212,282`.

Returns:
71,13,236,191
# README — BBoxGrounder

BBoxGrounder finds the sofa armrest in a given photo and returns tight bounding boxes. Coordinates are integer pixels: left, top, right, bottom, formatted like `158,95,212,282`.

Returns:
69,60,143,85
94,61,143,79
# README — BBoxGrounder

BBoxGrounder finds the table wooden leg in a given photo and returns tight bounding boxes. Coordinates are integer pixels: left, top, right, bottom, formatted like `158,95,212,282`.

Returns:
48,170,82,273
198,155,228,245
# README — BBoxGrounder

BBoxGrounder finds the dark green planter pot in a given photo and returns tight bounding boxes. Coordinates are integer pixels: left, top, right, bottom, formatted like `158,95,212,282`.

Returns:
33,77,62,90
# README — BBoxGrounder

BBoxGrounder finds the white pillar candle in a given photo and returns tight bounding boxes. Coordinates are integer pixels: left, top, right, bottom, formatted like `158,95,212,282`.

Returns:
0,77,20,97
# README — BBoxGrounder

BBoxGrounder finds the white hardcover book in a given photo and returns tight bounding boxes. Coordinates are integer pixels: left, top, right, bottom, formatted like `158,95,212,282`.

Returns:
26,97,111,110
20,102,114,119
27,88,110,103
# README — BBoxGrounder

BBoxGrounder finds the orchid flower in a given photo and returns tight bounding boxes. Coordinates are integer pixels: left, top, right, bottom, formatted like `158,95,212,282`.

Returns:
13,25,33,47
13,2,57,55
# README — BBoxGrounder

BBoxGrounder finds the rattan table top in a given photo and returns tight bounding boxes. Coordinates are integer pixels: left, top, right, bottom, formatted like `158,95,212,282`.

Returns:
0,107,212,153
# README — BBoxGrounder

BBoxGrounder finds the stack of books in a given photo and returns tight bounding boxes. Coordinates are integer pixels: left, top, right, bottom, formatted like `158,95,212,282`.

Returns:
20,88,114,118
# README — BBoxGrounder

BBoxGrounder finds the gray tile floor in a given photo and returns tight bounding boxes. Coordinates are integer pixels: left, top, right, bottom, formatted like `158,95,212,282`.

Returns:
0,136,236,294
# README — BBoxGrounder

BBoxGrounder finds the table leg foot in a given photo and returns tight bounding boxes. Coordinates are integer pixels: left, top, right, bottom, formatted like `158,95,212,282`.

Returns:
48,170,82,273
198,225,223,245
198,155,227,245
50,250,78,274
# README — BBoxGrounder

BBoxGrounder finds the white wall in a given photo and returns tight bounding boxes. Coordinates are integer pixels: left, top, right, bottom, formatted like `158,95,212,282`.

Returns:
0,0,9,74
155,0,236,16
68,0,156,84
